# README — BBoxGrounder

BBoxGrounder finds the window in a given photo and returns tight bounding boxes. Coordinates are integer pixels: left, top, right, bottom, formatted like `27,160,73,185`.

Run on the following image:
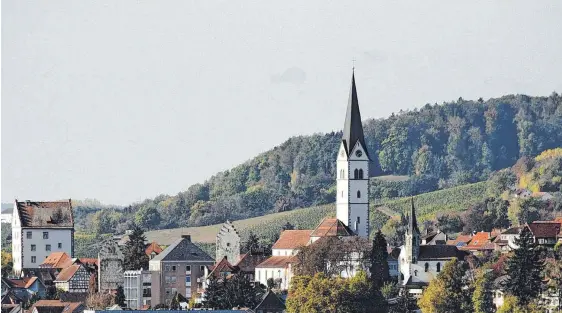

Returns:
46,244,51,251
357,216,361,224
226,243,230,247
31,245,36,251
31,256,37,263
437,262,441,272
43,232,49,239
171,277,177,283
341,191,344,198
359,169,364,179
27,231,32,239
172,265,176,271
414,270,418,276
165,265,171,272
58,243,62,249
186,265,191,272
425,263,429,272
165,288,171,295
200,265,205,272
357,190,361,198
354,169,359,179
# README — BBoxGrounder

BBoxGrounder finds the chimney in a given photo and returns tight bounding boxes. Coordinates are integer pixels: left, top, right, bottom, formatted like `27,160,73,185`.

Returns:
181,235,191,242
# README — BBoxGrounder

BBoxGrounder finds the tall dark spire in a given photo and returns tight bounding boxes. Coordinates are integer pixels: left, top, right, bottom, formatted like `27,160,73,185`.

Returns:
408,197,420,234
342,71,370,159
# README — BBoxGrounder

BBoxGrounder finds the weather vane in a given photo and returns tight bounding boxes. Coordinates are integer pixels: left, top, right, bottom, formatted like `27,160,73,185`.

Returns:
352,58,356,71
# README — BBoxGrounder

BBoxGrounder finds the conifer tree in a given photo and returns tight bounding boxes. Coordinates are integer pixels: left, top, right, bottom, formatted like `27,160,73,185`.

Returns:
243,231,260,254
123,224,149,270
202,277,225,309
472,269,495,313
504,226,545,306
370,230,390,290
390,289,417,313
115,285,126,307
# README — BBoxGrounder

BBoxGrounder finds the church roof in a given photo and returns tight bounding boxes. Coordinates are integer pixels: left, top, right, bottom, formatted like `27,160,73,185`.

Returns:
342,71,370,160
234,253,269,273
272,230,311,249
408,198,420,235
256,256,296,268
418,245,467,260
310,218,354,237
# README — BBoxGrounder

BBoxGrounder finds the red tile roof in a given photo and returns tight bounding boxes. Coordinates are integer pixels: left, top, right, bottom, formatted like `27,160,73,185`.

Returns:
461,232,491,250
54,265,80,282
446,234,472,246
310,218,353,237
235,253,269,273
256,256,296,268
29,300,83,313
145,241,163,256
527,222,561,238
272,230,311,250
41,252,71,269
15,200,73,228
208,257,238,278
7,276,37,289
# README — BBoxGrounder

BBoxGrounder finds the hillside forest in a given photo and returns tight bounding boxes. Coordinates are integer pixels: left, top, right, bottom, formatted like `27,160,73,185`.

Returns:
72,92,562,235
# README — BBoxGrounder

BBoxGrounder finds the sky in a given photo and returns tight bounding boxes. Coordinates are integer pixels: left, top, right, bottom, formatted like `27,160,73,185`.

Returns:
2,1,562,205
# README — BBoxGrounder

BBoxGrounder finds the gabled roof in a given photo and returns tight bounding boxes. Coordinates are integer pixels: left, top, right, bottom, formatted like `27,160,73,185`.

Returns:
501,226,522,235
256,256,296,268
462,232,491,250
29,301,83,313
341,71,370,160
446,234,472,246
234,253,269,273
15,200,73,228
145,241,163,256
272,230,311,249
54,265,81,282
41,252,71,268
150,237,213,262
6,277,37,289
310,218,353,237
418,245,467,260
255,290,286,311
208,257,238,278
527,222,561,238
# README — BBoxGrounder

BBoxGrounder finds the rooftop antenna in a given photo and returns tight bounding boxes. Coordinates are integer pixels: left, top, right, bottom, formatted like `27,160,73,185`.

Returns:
352,58,356,72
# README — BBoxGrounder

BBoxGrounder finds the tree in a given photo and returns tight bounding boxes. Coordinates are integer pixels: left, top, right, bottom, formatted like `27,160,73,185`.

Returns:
45,286,58,300
86,292,115,310
202,277,225,309
153,303,169,310
472,268,495,313
390,290,417,313
504,226,545,306
282,221,295,231
123,224,149,271
1,250,13,277
115,286,126,308
418,258,472,313
243,231,260,254
203,275,264,310
370,230,390,290
170,292,187,310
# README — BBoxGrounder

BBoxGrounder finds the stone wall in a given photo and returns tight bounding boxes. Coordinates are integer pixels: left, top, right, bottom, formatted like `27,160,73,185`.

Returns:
98,240,124,292
215,221,240,263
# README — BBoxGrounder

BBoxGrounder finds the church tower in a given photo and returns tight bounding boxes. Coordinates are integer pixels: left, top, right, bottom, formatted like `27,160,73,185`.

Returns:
336,71,370,238
404,198,420,263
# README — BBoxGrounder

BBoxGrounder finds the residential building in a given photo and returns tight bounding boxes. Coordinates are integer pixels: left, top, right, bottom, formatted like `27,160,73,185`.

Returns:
215,221,241,264
493,226,521,252
336,71,371,238
398,199,467,296
460,231,497,254
387,247,400,278
54,264,90,293
11,200,74,275
28,300,84,313
97,240,124,293
149,235,214,306
40,252,71,269
420,228,447,245
446,234,472,248
254,290,286,313
526,221,560,247
145,242,163,260
4,277,46,298
123,270,151,310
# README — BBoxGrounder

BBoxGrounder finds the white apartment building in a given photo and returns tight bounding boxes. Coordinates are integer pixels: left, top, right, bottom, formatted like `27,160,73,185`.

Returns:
11,200,75,275
124,270,152,309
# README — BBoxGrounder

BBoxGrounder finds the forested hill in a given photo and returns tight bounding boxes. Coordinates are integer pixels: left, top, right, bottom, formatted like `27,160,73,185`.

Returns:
77,93,562,235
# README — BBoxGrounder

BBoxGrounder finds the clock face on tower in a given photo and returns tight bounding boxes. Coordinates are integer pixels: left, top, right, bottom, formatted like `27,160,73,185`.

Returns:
355,150,363,157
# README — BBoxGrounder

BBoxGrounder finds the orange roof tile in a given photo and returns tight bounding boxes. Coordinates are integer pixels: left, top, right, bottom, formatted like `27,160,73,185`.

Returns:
145,241,163,256
209,257,238,278
462,232,492,250
54,265,80,282
7,276,37,289
272,230,311,250
256,256,296,268
30,300,83,313
78,258,98,266
41,252,71,269
310,218,353,237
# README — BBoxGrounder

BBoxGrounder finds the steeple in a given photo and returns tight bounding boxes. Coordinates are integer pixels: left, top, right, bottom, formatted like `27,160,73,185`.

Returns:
408,197,420,235
342,71,370,160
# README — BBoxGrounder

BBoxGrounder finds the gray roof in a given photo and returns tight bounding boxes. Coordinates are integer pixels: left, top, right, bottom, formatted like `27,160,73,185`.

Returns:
408,198,420,235
502,226,521,235
151,237,214,262
418,245,467,260
342,71,370,160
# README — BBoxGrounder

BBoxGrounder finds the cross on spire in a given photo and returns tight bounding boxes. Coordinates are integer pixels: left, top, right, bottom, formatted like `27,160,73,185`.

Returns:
352,58,356,71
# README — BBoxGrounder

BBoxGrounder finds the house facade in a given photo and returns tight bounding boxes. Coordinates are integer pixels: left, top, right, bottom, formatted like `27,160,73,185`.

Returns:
149,235,214,306
11,200,74,275
54,264,90,293
123,270,152,309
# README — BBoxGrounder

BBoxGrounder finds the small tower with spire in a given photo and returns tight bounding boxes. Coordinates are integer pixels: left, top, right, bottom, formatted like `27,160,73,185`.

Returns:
404,198,421,263
336,70,371,238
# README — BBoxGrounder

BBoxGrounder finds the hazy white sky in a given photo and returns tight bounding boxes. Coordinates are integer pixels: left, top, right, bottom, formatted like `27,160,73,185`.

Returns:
2,1,562,205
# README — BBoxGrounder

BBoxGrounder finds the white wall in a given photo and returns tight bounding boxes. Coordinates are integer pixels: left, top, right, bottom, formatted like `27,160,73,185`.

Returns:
272,249,297,256
398,248,445,286
255,267,290,290
19,228,73,269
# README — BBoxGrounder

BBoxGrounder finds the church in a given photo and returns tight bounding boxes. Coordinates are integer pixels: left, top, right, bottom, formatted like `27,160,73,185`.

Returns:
253,70,372,289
